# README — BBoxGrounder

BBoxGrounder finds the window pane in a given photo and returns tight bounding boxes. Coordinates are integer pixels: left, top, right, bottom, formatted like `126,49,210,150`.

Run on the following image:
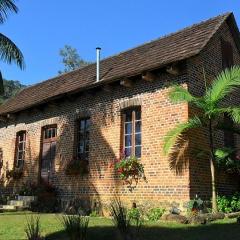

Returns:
125,111,132,122
125,147,131,157
125,135,132,147
78,142,84,153
135,133,141,146
135,146,141,158
135,110,141,120
52,128,56,138
135,121,141,133
80,120,85,132
125,123,132,134
86,119,90,131
18,151,23,160
18,142,24,151
17,160,24,168
19,133,24,142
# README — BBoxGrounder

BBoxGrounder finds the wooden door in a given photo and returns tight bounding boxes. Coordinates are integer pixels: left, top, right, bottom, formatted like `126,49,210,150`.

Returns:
40,126,57,183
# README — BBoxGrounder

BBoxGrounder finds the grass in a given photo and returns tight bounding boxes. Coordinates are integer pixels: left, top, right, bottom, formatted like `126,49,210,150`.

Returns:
0,212,240,240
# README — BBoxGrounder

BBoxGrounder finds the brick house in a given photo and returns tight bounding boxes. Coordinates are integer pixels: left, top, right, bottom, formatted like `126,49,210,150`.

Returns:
0,12,239,211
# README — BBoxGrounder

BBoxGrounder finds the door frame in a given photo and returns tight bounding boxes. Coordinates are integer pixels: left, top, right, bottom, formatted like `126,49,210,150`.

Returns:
39,124,57,183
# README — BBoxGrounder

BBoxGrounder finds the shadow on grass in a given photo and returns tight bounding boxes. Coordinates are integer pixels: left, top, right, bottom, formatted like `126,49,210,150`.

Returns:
45,221,240,240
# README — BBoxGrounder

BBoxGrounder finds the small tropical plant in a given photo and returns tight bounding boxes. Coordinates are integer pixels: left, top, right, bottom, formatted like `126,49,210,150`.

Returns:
187,196,204,215
147,208,165,221
25,215,43,240
163,66,240,213
112,153,146,188
60,214,89,240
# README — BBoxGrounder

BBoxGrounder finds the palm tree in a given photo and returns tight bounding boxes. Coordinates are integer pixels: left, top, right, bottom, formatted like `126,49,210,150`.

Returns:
0,0,25,94
163,66,240,212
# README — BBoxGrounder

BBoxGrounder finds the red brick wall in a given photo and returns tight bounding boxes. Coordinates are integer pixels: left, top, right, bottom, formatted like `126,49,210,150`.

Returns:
0,21,239,212
0,71,190,211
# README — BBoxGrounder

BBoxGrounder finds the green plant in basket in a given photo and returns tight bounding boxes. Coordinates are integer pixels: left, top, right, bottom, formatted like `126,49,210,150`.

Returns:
114,155,146,188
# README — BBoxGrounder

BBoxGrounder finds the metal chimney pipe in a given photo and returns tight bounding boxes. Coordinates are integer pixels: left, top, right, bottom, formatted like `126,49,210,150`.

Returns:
96,47,101,82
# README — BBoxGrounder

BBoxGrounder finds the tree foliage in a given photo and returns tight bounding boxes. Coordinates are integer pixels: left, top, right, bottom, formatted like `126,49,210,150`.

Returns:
0,0,25,95
58,45,91,74
0,79,25,103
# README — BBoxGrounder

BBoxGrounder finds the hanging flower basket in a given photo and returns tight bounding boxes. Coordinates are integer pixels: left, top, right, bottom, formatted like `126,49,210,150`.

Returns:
65,158,89,176
113,154,146,188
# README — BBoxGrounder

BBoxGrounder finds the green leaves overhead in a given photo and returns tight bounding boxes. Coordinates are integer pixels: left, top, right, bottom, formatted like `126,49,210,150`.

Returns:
163,116,202,155
169,85,197,103
0,33,25,70
0,0,18,24
205,66,240,105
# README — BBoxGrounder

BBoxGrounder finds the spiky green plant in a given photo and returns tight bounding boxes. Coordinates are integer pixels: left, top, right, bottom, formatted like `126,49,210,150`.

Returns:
25,215,43,240
163,66,240,213
59,214,89,240
110,198,132,240
0,0,25,94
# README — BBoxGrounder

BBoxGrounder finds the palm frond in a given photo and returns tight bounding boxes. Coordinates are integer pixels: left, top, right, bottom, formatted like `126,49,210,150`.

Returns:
0,33,25,69
169,85,196,103
215,120,240,135
163,116,202,155
169,84,207,110
0,0,18,24
216,107,240,124
205,66,240,105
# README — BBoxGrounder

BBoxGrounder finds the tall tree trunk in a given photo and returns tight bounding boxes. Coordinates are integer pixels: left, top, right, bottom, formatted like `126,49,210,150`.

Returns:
209,119,218,212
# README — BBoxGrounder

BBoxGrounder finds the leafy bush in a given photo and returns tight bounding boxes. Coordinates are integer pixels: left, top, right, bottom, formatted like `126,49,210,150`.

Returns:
147,208,165,221
25,215,43,240
60,214,89,240
0,195,7,205
30,183,58,213
217,193,240,213
19,182,38,196
127,208,141,222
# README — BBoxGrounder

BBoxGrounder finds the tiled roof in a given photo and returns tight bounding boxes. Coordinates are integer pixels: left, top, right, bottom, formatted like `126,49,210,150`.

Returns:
0,12,235,115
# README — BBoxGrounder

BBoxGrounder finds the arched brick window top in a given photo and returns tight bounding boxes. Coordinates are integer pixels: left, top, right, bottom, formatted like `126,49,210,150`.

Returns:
119,97,142,110
15,130,27,168
74,110,91,120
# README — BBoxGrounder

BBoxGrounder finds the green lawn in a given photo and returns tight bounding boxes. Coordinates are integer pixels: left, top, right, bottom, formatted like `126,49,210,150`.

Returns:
0,212,240,240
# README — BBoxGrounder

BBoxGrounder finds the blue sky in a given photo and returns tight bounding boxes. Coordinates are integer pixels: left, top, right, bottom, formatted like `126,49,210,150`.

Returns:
0,0,239,85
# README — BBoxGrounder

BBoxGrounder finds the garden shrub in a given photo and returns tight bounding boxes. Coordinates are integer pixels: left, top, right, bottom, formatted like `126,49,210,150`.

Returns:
30,183,58,213
127,207,141,222
147,208,165,221
217,192,240,213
